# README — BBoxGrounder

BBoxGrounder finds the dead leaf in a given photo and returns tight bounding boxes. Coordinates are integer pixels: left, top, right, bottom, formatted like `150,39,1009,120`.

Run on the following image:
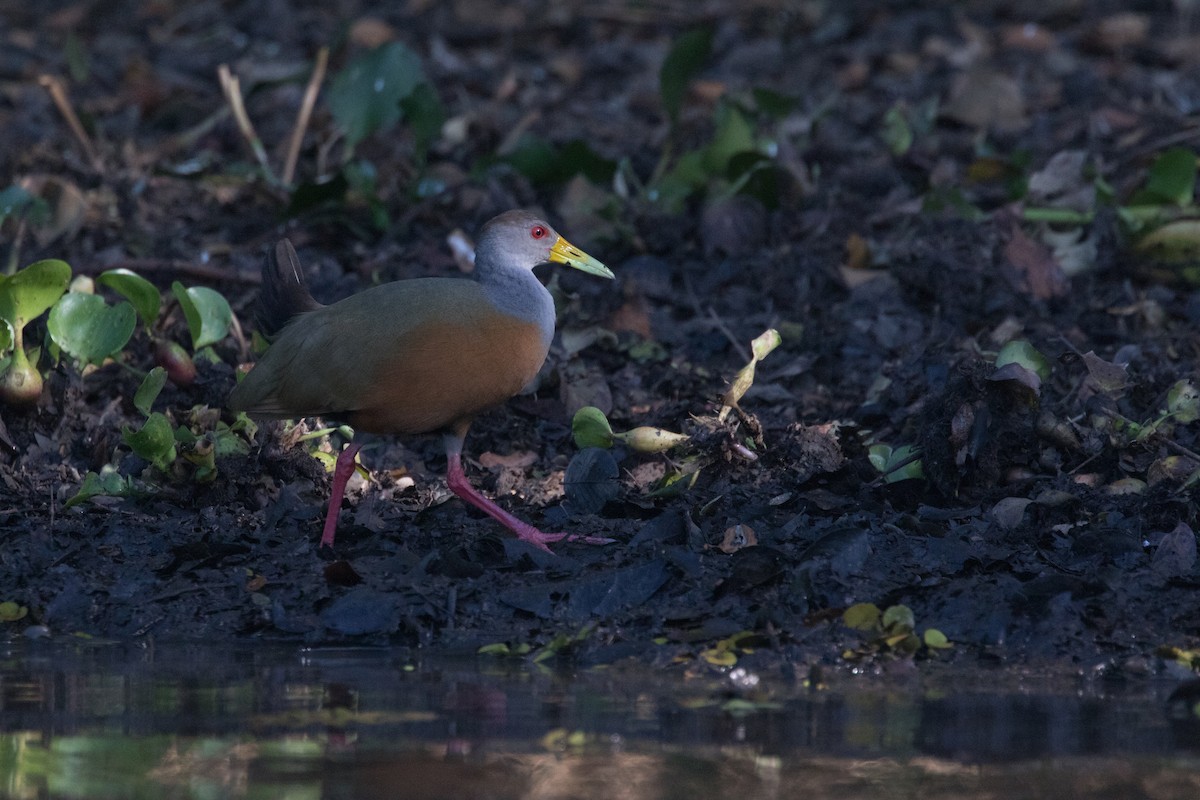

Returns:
719,524,757,554
942,68,1027,132
1081,351,1128,396
1085,13,1149,53
1003,217,1069,299
1152,522,1197,578
991,497,1033,530
478,450,538,470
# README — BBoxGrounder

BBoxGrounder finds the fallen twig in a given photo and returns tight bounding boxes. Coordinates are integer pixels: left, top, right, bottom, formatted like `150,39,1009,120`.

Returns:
282,47,329,186
217,64,279,185
78,257,262,285
37,74,103,171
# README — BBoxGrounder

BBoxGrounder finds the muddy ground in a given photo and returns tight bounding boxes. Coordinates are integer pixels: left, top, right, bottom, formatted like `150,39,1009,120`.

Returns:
1,1,1198,673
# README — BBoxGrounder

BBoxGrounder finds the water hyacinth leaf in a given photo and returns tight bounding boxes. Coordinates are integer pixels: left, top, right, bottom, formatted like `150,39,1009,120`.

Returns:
843,602,881,631
329,42,424,148
97,269,160,327
47,294,136,364
171,282,232,350
0,259,71,329
134,366,167,417
660,27,712,126
122,411,176,471
572,406,615,449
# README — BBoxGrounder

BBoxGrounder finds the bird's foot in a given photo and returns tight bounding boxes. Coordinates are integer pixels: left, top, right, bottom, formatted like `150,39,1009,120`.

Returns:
511,524,616,554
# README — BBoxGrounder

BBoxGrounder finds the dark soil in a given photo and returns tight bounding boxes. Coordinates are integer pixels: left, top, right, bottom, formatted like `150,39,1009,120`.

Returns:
2,1,1199,671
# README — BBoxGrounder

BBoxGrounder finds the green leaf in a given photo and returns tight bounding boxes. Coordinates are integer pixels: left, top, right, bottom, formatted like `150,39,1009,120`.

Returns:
212,423,251,457
750,328,782,361
47,294,137,364
1168,379,1200,423
924,629,953,649
751,87,798,118
399,81,445,161
171,282,232,350
572,406,615,449
881,604,915,631
65,466,134,509
286,171,350,216
0,319,11,354
882,103,913,156
0,601,27,622
122,411,177,472
995,339,1050,382
0,184,45,227
869,444,924,483
96,269,161,328
134,367,167,417
329,42,425,148
1142,147,1197,206
704,104,756,175
843,602,881,631
0,259,72,329
660,27,712,125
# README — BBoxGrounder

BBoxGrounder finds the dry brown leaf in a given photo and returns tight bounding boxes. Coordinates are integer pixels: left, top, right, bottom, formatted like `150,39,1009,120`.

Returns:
478,450,538,470
719,524,757,554
942,68,1027,132
1003,218,1069,299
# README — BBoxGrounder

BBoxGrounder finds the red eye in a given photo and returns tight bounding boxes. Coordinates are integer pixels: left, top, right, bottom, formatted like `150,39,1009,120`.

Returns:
530,225,548,240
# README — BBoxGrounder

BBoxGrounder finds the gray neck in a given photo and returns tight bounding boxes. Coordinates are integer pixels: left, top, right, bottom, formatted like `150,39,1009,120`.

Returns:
480,267,555,346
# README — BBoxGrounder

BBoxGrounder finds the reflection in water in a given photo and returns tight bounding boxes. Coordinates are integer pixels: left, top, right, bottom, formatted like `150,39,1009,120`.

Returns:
0,641,1197,799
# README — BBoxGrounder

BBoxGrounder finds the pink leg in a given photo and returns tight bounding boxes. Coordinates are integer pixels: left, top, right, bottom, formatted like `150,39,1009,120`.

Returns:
443,433,613,553
321,441,363,549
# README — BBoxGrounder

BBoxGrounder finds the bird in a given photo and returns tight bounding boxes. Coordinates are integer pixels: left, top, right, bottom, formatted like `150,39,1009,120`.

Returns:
229,210,615,554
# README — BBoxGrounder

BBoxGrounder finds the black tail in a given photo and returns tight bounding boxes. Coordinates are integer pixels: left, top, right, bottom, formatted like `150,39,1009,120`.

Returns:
257,239,321,337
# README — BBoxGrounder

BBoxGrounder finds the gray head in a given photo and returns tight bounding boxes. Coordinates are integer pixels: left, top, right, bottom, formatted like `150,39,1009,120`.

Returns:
474,210,613,279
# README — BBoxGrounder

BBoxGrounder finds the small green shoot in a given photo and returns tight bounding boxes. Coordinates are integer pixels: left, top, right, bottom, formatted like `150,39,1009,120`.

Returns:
994,339,1050,382
65,466,136,509
869,444,924,483
698,630,757,667
992,338,1050,397
0,601,28,622
0,258,71,405
842,602,951,660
